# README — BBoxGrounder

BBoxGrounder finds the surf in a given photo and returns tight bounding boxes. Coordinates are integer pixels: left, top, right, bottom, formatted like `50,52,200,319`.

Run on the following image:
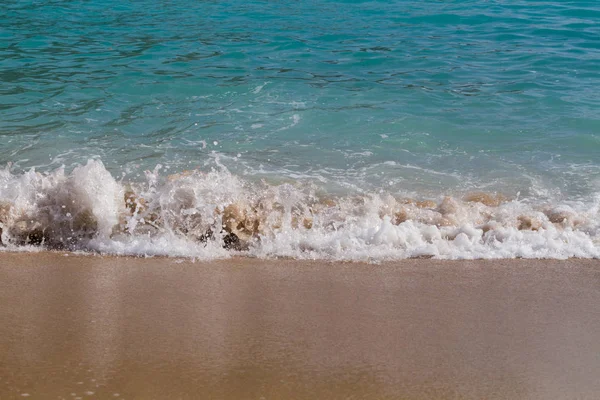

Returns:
1,160,599,260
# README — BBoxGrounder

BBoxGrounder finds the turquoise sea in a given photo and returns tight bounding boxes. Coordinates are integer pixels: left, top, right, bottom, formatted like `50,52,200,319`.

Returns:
1,0,600,259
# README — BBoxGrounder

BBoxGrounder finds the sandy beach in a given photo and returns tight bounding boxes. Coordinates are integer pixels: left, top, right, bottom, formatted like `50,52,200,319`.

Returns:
0,253,599,399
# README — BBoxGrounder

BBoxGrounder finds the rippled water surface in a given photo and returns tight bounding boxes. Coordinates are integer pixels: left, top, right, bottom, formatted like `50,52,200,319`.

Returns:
1,1,600,259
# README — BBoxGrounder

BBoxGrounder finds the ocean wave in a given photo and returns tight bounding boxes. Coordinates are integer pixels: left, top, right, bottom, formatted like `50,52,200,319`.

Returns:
1,160,599,261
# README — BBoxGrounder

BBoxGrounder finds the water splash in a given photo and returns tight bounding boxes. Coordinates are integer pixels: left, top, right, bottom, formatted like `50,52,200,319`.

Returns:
1,160,599,261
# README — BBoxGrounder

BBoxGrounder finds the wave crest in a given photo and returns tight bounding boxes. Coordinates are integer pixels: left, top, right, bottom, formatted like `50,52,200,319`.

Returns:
1,160,599,260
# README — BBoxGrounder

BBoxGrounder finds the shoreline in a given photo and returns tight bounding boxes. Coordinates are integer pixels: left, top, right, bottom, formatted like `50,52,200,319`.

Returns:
1,252,600,399
2,248,599,262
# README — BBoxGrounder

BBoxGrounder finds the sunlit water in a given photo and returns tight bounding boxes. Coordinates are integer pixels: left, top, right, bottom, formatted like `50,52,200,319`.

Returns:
1,0,600,259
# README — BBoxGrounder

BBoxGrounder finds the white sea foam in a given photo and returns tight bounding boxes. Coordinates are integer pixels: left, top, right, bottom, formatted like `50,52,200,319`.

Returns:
252,82,270,94
276,114,301,131
1,160,599,261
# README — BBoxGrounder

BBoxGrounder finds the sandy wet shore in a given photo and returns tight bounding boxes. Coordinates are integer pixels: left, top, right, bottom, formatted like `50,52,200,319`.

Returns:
0,253,599,399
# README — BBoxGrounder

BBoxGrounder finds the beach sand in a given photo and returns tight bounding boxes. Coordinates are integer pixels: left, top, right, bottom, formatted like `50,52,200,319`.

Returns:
0,253,599,399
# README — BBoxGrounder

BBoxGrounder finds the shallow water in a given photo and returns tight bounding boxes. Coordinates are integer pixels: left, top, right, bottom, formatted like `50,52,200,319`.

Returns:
1,1,600,259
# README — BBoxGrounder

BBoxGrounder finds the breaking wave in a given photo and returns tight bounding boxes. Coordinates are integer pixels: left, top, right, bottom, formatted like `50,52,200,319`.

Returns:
1,160,599,261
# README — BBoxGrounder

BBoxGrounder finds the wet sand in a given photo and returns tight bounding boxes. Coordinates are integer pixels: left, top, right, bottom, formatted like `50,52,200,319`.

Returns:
0,253,599,399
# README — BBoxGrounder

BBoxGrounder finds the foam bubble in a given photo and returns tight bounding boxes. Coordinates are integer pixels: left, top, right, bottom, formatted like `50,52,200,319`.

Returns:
1,160,600,260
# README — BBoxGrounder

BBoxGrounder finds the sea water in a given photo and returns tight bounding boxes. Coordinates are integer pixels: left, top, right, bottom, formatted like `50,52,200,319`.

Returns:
1,0,600,260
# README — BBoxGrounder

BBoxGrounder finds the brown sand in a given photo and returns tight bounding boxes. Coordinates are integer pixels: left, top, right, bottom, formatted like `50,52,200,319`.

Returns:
0,253,599,400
